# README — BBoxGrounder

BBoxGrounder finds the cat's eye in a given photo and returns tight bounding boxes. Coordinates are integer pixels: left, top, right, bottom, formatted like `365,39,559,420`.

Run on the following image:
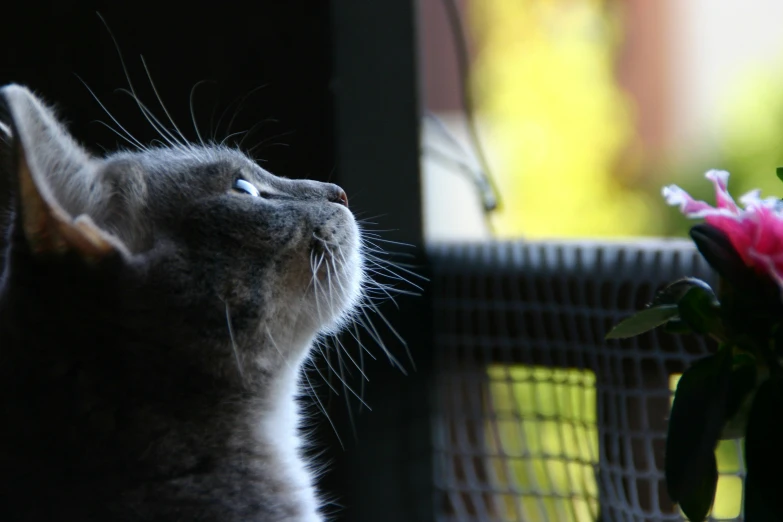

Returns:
233,179,260,197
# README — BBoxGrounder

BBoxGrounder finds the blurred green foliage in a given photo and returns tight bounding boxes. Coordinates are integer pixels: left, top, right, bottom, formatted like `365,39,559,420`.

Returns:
469,0,658,238
669,374,743,520
470,0,783,241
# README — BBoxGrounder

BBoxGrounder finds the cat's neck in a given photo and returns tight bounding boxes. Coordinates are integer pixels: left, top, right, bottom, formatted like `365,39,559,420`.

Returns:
0,246,325,521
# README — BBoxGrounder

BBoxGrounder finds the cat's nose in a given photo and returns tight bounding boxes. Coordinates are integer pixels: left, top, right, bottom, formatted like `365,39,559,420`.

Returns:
329,187,349,208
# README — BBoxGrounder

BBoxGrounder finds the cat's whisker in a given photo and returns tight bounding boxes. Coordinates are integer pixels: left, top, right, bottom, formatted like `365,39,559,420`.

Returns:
140,56,189,146
363,284,422,300
312,232,338,246
364,300,415,372
76,76,147,151
359,235,418,253
318,220,428,382
305,250,318,295
224,84,270,139
332,338,359,441
319,241,340,282
311,252,327,323
324,262,338,321
359,234,416,249
362,247,420,264
189,79,215,147
360,277,400,309
115,89,182,149
313,235,347,289
208,93,223,144
342,324,377,362
358,227,403,235
317,340,370,410
98,14,185,150
367,259,425,272
308,344,341,396
220,129,250,148
332,332,368,382
356,308,407,376
366,287,419,299
236,119,280,151
363,250,428,281
247,130,297,156
362,260,424,292
360,247,417,260
361,258,416,280
308,239,378,424
212,93,243,144
310,236,345,321
319,339,352,380
90,119,147,153
301,366,344,450
311,259,327,313
359,289,396,302
353,324,368,413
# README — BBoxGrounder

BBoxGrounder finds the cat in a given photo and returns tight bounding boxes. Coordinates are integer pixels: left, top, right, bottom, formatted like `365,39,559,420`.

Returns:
0,83,366,521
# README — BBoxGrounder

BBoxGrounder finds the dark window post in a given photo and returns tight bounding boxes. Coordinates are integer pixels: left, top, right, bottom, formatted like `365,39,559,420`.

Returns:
324,1,435,521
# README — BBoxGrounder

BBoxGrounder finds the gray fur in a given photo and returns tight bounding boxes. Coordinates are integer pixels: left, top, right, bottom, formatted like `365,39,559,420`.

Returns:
0,84,365,521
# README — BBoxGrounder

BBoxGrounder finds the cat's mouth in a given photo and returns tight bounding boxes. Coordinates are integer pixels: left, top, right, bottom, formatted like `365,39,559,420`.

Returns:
309,217,357,271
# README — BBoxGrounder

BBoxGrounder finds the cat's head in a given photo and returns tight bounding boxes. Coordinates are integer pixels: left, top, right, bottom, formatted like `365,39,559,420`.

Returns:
0,84,364,369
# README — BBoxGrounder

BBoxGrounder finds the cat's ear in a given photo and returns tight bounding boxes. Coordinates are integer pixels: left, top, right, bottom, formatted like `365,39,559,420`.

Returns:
0,84,125,262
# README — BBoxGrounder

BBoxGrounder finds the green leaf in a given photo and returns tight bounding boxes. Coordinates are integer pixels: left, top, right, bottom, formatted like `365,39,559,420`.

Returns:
776,166,783,184
678,453,718,522
605,305,679,339
663,318,694,335
725,355,757,419
744,377,783,522
652,277,715,307
666,351,732,521
721,355,758,439
677,286,723,339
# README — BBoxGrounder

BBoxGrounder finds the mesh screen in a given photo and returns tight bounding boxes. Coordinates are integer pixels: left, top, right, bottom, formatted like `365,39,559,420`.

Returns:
429,239,745,522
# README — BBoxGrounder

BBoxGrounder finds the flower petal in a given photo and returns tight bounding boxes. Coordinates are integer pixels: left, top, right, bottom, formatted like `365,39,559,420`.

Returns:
666,170,783,301
662,185,716,217
705,169,729,190
705,170,740,212
750,207,783,256
704,214,757,266
739,189,780,210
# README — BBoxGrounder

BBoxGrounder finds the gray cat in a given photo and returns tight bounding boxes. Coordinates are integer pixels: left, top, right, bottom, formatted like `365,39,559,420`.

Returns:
0,84,365,521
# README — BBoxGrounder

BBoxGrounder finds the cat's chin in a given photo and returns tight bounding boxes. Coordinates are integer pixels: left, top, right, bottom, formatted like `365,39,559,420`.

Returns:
315,272,363,337
306,236,363,336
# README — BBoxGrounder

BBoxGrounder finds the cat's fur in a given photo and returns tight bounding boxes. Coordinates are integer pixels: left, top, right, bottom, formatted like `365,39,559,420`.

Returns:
0,84,364,521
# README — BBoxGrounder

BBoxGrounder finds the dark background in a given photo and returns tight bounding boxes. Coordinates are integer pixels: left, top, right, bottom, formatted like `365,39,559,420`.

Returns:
3,1,335,182
2,2,432,521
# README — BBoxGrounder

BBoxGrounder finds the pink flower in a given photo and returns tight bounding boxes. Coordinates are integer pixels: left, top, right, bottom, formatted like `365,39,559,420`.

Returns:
663,170,783,290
